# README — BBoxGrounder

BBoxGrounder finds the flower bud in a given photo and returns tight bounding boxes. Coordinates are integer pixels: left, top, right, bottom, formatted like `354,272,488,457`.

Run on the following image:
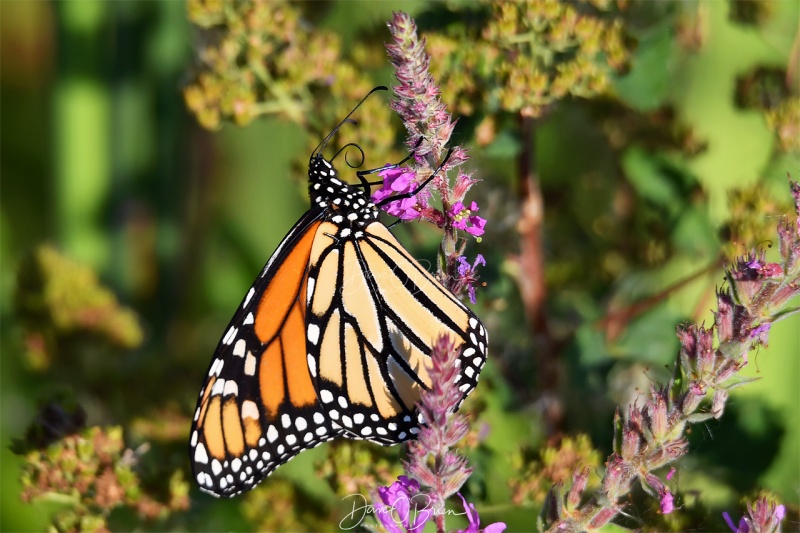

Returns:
588,505,621,529
680,381,706,415
627,406,644,434
566,468,589,509
643,473,665,496
602,456,633,501
544,483,564,523
696,330,716,376
714,290,736,344
712,389,729,418
647,393,668,443
771,280,800,309
645,439,688,470
746,495,786,532
715,359,744,386
621,428,640,459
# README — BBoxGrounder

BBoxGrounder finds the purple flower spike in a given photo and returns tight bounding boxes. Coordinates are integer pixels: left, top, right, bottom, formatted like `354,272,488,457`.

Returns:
455,493,506,533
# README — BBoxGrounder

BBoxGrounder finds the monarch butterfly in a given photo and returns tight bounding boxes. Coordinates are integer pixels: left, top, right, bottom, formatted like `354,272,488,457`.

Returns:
189,88,488,497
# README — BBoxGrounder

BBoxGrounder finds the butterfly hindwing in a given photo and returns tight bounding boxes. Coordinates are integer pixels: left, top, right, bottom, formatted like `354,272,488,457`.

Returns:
190,209,343,498
306,221,488,446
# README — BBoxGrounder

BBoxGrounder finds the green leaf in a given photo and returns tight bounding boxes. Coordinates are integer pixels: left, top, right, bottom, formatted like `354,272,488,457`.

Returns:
672,204,719,254
575,323,611,366
622,147,682,212
613,23,676,111
614,305,682,365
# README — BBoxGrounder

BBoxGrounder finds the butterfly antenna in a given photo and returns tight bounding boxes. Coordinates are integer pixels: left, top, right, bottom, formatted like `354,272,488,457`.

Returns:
310,86,389,164
332,142,366,169
354,136,425,192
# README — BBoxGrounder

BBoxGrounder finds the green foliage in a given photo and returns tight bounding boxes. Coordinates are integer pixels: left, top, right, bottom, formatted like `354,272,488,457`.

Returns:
18,425,189,532
509,434,602,506
426,0,631,119
183,0,396,165
2,0,799,531
14,245,143,370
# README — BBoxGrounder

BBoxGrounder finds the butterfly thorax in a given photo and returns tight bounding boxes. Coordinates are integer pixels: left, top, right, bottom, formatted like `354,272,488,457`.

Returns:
308,155,380,229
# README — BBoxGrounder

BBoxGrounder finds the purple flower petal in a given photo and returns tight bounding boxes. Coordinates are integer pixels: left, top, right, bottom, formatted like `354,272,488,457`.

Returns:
455,494,480,533
453,493,505,533
467,285,477,304
750,323,771,339
776,504,786,521
660,490,674,514
457,256,470,276
466,215,486,236
449,201,466,217
448,200,486,236
376,510,405,533
722,512,739,532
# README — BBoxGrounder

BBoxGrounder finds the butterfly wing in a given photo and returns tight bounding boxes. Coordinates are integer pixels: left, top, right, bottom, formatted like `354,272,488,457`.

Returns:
190,209,344,498
305,221,488,445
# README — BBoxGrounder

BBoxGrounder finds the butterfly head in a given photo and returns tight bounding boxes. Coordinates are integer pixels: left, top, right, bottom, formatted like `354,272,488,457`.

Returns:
308,154,379,227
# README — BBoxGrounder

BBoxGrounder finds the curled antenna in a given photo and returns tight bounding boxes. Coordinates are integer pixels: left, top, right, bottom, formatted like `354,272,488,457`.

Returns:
354,137,425,192
310,86,389,163
332,142,366,169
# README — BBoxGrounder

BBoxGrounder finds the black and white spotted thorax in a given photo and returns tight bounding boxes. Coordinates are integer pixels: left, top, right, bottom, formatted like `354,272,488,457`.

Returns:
308,155,380,231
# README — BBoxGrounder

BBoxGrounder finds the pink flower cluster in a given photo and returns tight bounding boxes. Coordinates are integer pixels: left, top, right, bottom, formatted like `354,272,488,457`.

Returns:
372,168,487,237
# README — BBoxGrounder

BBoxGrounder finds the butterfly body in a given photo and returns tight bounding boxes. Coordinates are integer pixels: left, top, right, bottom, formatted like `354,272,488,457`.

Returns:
190,147,487,498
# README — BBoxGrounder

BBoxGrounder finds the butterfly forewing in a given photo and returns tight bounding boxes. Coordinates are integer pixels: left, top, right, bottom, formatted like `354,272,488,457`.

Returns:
190,209,343,498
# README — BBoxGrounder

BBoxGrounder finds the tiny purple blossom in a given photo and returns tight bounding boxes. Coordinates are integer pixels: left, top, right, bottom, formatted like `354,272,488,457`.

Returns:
456,254,486,304
453,173,478,201
386,197,422,221
449,201,487,237
666,467,676,481
455,493,506,533
376,476,432,533
372,167,416,202
750,322,771,339
746,257,763,270
373,167,430,221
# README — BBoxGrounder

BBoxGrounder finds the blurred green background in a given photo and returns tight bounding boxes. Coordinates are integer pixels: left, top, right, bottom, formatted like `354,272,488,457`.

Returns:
1,1,798,531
